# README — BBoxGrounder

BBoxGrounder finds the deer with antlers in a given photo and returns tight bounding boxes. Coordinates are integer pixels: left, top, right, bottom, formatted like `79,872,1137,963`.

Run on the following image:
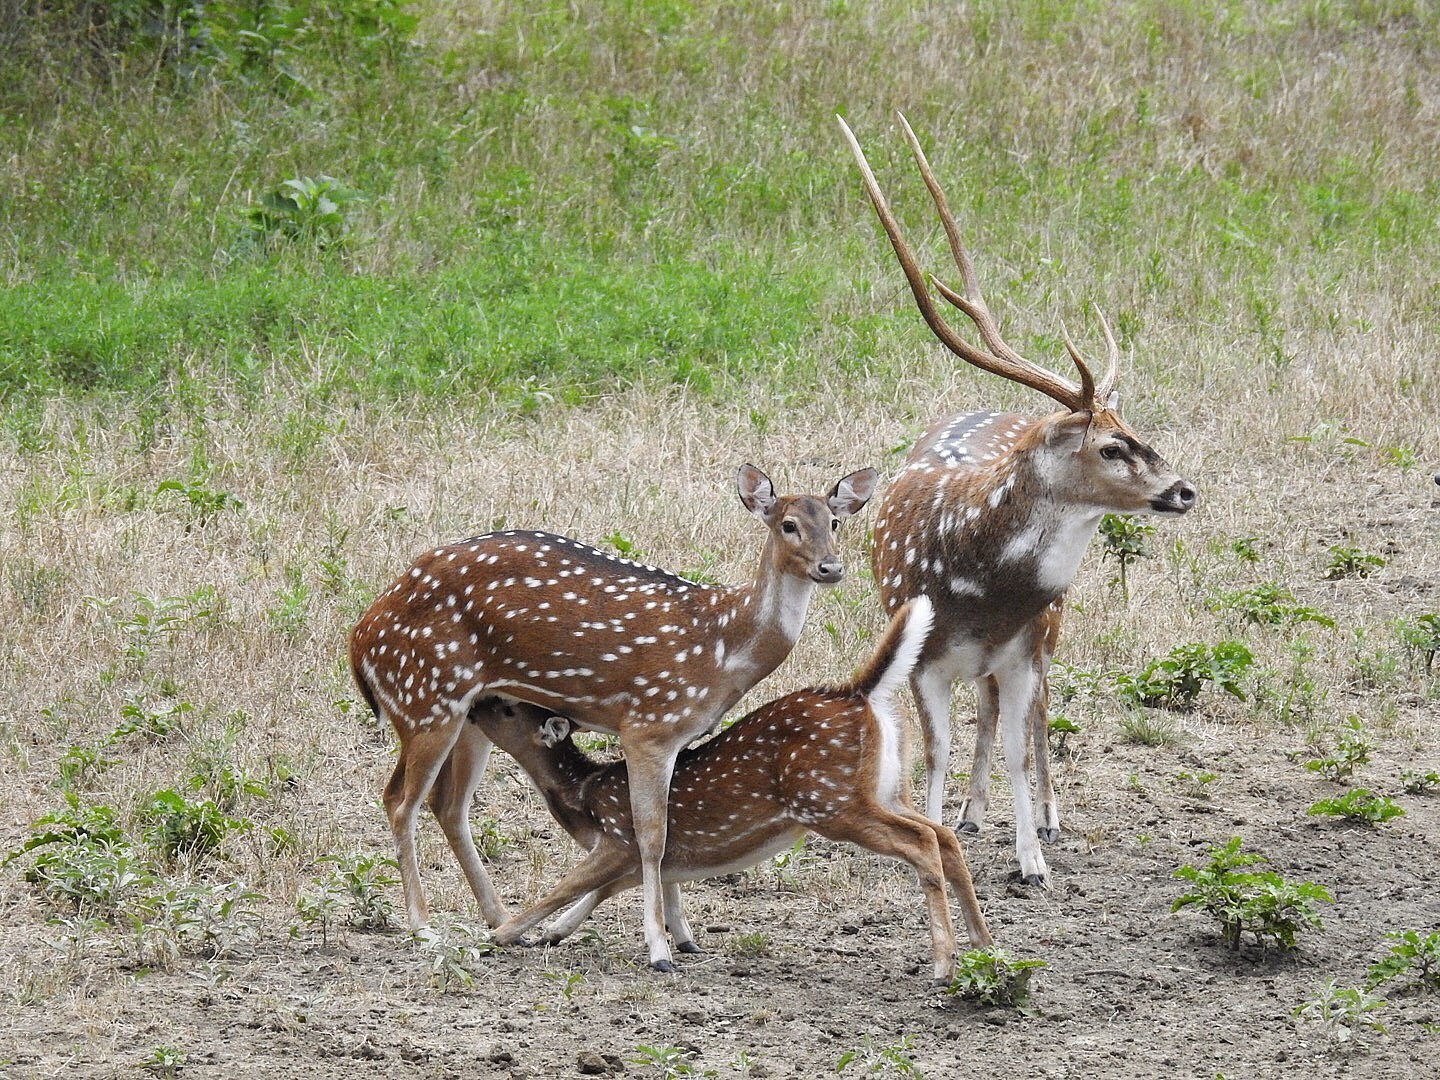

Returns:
838,114,1197,886
349,463,877,970
474,594,992,984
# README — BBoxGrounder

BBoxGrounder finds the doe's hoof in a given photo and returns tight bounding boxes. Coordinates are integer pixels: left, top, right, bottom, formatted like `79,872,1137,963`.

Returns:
1020,872,1046,888
676,941,703,955
651,959,678,974
1037,826,1060,844
955,821,980,836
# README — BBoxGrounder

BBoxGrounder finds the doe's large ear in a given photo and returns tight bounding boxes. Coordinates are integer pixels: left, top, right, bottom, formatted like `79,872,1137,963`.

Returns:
736,464,777,518
828,467,878,518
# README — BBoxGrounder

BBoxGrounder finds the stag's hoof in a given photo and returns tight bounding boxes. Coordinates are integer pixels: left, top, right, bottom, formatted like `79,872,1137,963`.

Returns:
1037,826,1060,844
651,958,678,974
955,821,980,836
676,941,703,955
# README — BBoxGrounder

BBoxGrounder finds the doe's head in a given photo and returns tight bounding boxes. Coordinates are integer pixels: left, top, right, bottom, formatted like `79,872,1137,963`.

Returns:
737,464,878,585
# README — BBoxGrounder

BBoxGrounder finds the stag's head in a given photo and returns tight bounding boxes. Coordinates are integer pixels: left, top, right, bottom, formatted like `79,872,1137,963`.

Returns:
838,112,1197,520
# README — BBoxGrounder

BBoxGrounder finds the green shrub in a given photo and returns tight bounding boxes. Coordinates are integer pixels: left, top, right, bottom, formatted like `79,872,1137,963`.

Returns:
1115,640,1254,710
945,947,1046,1008
140,789,247,862
1172,837,1332,951
1210,582,1335,630
1307,788,1405,826
1301,716,1372,781
1366,929,1440,992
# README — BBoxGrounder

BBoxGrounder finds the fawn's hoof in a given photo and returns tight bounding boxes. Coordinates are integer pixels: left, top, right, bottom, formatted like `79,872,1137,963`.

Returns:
651,959,678,974
1037,826,1060,843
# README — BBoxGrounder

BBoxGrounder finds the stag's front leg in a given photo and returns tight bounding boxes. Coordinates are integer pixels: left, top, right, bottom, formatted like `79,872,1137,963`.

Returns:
1029,673,1060,844
958,675,999,835
995,664,1049,886
621,734,682,971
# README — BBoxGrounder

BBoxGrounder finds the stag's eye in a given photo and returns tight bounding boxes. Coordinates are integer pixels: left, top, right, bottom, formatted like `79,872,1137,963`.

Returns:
1100,444,1126,461
782,520,798,534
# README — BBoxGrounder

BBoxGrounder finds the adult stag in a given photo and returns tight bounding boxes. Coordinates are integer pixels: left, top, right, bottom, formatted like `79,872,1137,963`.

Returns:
350,464,876,969
838,113,1196,885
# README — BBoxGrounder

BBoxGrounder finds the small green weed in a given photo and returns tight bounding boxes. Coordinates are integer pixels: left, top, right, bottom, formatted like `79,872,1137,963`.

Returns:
1307,788,1405,825
1172,837,1332,951
141,1044,186,1078
415,921,496,991
1210,582,1335,630
1322,545,1385,580
1114,641,1254,711
945,947,1046,1008
835,1034,923,1077
1048,715,1081,757
1117,711,1180,747
1400,769,1440,795
630,1044,706,1078
1395,614,1440,675
140,789,248,863
729,931,770,957
155,478,243,524
1366,929,1440,992
1301,716,1372,781
1173,770,1219,799
1294,981,1387,1048
1098,513,1154,601
245,176,364,251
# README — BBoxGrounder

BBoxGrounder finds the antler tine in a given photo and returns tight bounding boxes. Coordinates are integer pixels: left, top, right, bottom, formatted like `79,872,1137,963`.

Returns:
836,115,1013,384
1094,304,1121,403
1060,324,1097,409
847,112,1084,413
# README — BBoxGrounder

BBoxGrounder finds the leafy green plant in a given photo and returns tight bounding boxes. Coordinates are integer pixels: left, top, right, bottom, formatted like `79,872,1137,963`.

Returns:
835,1034,923,1077
944,947,1046,1008
323,853,399,930
1115,640,1254,710
1294,981,1387,1047
630,1044,705,1078
1047,715,1081,757
1400,769,1440,795
141,1043,187,1078
1210,582,1335,629
1322,545,1385,580
133,882,266,966
109,697,194,744
1366,929,1440,992
1173,770,1219,799
56,744,117,790
1301,716,1372,781
140,789,247,863
1396,613,1440,675
1172,837,1332,950
414,921,495,991
1307,788,1405,825
155,478,243,523
246,176,364,250
1098,513,1155,600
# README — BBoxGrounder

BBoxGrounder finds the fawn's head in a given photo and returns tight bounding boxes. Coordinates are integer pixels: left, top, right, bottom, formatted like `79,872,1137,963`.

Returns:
737,464,877,585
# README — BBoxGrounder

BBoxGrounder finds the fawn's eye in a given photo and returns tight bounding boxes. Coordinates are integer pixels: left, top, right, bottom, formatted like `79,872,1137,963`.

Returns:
1100,444,1126,461
782,520,798,534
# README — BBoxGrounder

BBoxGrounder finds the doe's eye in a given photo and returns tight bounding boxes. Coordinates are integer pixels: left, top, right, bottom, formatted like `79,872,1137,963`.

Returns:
1100,444,1126,461
781,520,798,534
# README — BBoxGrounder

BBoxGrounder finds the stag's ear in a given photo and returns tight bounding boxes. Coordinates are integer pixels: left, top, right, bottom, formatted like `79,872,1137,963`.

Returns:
736,464,777,518
1104,389,1121,412
1044,412,1091,453
828,468,878,518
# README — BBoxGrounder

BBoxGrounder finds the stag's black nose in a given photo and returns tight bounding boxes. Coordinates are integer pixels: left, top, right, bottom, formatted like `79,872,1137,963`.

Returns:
1175,482,1198,509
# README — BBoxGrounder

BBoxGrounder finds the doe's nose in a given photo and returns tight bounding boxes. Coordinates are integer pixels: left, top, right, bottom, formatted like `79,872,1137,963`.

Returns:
1174,481,1198,510
812,557,844,584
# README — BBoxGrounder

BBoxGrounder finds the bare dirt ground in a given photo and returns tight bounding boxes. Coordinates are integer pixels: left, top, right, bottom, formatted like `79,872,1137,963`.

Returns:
4,690,1439,1078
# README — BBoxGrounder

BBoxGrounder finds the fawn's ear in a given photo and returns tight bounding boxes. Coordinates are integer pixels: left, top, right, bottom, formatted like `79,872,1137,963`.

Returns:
736,463,777,518
828,468,878,518
539,716,571,747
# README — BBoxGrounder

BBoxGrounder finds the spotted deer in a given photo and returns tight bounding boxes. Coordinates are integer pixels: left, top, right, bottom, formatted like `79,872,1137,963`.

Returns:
475,595,992,983
838,114,1197,885
349,463,877,971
